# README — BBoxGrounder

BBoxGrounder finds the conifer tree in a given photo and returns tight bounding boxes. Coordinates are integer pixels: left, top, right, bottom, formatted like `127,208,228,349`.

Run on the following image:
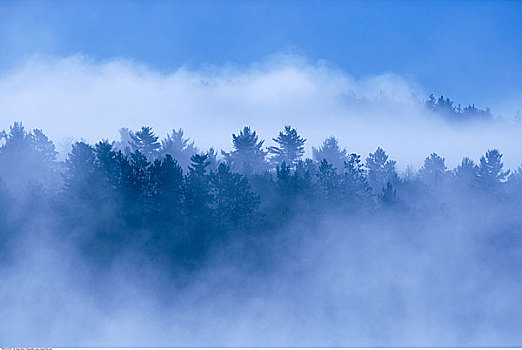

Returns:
342,153,372,200
32,128,58,162
160,128,199,171
149,154,185,225
115,127,135,155
366,147,398,194
0,122,32,154
129,150,150,199
317,159,341,202
95,140,118,188
209,163,260,230
185,153,212,220
183,153,214,258
273,161,297,220
206,147,219,173
64,141,97,198
130,126,161,161
268,125,306,168
419,152,447,187
312,136,347,171
293,159,315,197
222,126,268,175
0,122,58,191
454,157,478,187
477,149,509,189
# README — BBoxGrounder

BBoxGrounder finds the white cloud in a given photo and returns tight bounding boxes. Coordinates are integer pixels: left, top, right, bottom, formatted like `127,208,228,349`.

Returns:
0,54,521,169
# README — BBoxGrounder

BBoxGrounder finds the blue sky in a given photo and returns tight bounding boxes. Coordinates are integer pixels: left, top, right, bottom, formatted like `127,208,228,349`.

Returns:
1,0,521,109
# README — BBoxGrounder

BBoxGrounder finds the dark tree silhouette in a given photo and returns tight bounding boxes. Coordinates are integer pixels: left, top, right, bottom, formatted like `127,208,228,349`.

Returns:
209,163,260,230
64,141,97,197
4,120,522,280
342,153,372,201
426,94,492,122
149,154,185,226
317,159,341,202
185,153,212,220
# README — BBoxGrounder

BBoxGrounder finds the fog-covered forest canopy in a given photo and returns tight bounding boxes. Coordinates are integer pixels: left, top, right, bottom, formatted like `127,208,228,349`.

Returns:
1,0,521,344
2,95,522,346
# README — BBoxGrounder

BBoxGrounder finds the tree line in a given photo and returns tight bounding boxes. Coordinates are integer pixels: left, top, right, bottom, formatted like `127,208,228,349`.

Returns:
1,121,521,270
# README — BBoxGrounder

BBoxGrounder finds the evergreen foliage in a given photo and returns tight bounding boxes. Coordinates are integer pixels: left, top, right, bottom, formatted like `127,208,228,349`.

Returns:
366,147,398,194
222,126,268,175
419,152,447,187
130,126,161,160
160,128,199,171
1,121,521,270
268,125,306,168
477,149,510,189
312,136,347,171
426,94,493,121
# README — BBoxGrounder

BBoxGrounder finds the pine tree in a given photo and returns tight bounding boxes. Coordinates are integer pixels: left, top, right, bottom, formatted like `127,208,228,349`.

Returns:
222,126,268,175
454,157,478,187
462,104,492,121
209,163,260,230
120,150,151,227
507,165,522,195
112,150,133,193
268,125,306,168
160,128,199,171
273,161,298,220
293,159,315,197
95,140,118,188
317,159,341,202
0,122,58,191
149,154,185,225
130,126,161,161
94,140,133,196
276,161,292,188
0,122,32,154
312,136,347,171
419,153,447,187
342,153,372,200
185,153,212,220
32,128,58,162
206,147,219,173
477,149,509,189
115,127,135,155
64,141,97,198
366,147,398,194
184,153,214,259
426,94,457,118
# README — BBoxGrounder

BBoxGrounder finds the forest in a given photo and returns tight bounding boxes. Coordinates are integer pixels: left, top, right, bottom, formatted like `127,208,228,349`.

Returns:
2,96,522,345
0,96,520,268
1,0,520,343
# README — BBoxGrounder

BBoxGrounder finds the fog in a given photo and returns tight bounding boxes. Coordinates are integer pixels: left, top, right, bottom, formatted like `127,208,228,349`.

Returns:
3,187,522,346
1,55,521,170
1,55,522,347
